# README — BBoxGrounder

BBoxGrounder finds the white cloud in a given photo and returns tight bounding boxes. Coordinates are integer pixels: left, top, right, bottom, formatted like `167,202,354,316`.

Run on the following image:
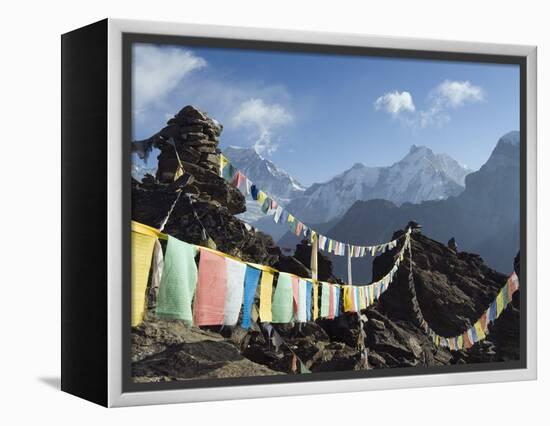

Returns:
232,98,293,155
133,44,206,112
433,80,485,108
374,91,416,117
374,80,485,129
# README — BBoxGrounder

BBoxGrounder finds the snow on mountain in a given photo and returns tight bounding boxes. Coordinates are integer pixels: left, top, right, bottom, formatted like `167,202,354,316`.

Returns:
285,145,471,224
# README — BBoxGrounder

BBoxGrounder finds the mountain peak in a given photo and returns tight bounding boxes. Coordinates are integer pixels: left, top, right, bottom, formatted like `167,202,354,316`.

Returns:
408,144,432,155
498,131,520,147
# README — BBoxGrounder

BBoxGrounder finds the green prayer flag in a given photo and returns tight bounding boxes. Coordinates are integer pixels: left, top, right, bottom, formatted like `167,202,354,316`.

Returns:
156,236,198,323
320,282,330,318
271,273,294,323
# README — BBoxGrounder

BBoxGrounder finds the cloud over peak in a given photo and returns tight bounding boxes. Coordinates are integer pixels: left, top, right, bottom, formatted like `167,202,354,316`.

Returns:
374,91,416,117
433,80,485,108
374,79,485,128
232,98,293,155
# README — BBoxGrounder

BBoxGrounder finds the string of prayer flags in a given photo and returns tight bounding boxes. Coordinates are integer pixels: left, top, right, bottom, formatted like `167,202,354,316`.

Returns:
146,225,521,355
156,236,199,324
241,266,262,329
408,229,520,351
193,249,228,326
221,152,408,257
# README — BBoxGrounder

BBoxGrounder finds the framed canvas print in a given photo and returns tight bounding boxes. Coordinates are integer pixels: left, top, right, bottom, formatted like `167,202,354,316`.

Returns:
61,19,537,407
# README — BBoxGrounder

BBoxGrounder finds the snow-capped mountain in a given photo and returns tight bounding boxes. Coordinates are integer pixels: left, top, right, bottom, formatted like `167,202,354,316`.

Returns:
285,145,471,224
224,146,306,238
324,130,520,280
224,146,306,201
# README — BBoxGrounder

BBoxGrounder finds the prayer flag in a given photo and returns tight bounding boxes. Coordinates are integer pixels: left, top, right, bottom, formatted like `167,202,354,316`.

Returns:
306,280,313,321
261,197,270,214
272,273,294,323
469,327,478,344
321,282,330,317
194,249,228,326
496,290,505,317
219,154,229,177
281,209,289,224
250,184,259,200
257,190,267,205
274,206,283,223
334,285,340,317
488,300,497,322
241,266,261,329
328,284,335,319
150,238,164,304
155,236,198,324
344,286,355,313
313,280,319,320
259,270,274,322
222,162,236,182
295,221,303,236
292,276,300,319
501,282,511,306
223,257,247,325
131,230,157,326
297,279,308,322
474,321,486,341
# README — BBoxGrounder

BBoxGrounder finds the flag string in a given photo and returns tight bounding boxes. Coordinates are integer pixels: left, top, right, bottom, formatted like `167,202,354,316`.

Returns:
406,236,519,350
220,154,406,257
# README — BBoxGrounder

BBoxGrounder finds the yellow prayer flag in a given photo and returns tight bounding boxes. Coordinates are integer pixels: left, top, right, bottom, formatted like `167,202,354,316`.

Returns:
257,190,267,205
131,230,157,327
312,280,319,320
457,335,464,350
220,154,228,175
343,286,354,312
496,290,505,317
474,321,486,341
359,287,366,310
259,270,274,322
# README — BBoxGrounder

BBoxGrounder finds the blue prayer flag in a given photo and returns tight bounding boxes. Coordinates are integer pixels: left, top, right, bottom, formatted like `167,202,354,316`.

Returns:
306,281,312,321
250,185,259,200
241,266,262,329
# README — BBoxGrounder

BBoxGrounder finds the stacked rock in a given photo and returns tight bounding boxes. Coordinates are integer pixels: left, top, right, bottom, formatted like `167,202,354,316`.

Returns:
156,105,223,182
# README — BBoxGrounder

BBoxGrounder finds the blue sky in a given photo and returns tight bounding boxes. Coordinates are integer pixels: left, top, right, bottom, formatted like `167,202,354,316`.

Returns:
132,43,519,186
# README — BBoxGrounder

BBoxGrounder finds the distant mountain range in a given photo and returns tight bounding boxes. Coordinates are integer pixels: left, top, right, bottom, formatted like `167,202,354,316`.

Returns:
285,144,471,224
227,143,472,242
322,131,520,281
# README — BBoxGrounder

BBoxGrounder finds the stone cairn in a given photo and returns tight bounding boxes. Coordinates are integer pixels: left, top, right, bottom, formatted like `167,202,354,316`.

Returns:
156,106,223,183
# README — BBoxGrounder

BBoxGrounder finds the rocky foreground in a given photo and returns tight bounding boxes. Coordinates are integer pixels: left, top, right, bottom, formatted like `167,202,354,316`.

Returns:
131,106,520,382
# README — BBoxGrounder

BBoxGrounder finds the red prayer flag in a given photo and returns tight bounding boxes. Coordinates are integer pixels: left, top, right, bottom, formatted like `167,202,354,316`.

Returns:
193,249,228,326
